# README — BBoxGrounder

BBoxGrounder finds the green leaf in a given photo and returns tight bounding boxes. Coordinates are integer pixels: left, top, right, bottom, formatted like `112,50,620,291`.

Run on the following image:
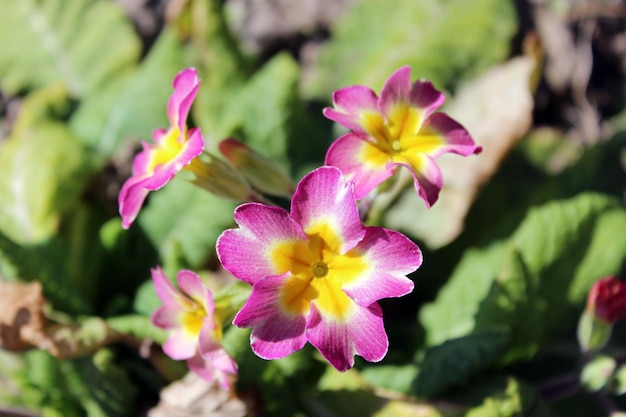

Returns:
360,364,419,395
0,121,94,244
421,193,626,363
413,328,510,398
70,27,186,157
0,0,140,96
463,378,551,417
137,177,238,271
303,0,516,99
70,350,138,417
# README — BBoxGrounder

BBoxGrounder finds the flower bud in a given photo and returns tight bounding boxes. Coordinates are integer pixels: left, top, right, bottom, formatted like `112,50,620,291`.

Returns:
183,152,258,202
577,277,626,353
587,276,626,323
219,138,294,198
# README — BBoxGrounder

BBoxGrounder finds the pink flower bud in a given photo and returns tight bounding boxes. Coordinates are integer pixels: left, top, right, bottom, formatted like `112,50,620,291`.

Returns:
588,277,626,324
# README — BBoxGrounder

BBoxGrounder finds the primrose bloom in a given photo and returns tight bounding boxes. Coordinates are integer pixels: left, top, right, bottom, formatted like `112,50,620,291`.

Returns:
118,68,204,229
217,166,422,371
323,66,481,207
587,277,626,324
151,267,237,389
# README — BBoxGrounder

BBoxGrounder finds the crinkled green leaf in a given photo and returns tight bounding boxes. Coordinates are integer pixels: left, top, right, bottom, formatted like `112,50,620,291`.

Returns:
137,177,238,272
70,350,138,417
0,121,94,244
422,193,626,363
463,378,551,417
360,364,419,395
413,328,510,398
240,54,330,177
303,0,516,99
184,0,251,142
70,28,186,157
0,0,139,96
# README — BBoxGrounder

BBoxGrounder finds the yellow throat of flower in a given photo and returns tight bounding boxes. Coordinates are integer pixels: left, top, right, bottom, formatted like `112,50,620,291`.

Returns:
360,103,445,161
147,127,185,174
271,221,368,320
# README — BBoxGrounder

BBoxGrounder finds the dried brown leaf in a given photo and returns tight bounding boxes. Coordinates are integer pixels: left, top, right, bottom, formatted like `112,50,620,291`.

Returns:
148,372,247,417
0,280,47,351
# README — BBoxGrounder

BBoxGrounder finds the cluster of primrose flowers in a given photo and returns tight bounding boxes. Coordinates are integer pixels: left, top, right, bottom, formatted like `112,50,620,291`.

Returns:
118,67,482,388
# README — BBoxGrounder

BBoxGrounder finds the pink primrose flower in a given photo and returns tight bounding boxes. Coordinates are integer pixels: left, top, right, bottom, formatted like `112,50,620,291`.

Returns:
587,276,626,324
151,267,237,389
323,65,481,207
118,68,205,229
216,166,422,371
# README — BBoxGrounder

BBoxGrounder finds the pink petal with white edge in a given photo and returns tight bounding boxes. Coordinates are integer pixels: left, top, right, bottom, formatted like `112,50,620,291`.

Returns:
378,66,411,115
233,275,308,360
306,302,387,372
291,166,365,253
217,204,306,285
167,68,200,134
177,270,215,315
163,327,198,360
152,305,183,328
151,266,184,306
342,227,420,306
325,133,396,200
140,128,205,191
323,85,379,136
118,175,151,229
187,353,224,387
398,153,444,208
408,80,446,120
132,142,154,176
422,113,482,158
198,323,238,375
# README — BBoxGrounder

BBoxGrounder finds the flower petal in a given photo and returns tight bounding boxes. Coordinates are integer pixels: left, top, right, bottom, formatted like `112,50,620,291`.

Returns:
325,133,396,200
217,203,307,285
118,175,151,229
290,166,365,253
378,66,411,116
140,129,205,191
342,227,419,306
198,322,238,375
163,327,198,360
233,275,308,360
397,153,443,208
408,80,446,120
151,266,184,306
177,270,215,316
186,352,218,384
306,302,387,372
152,305,183,329
323,85,379,136
421,113,482,158
167,68,200,134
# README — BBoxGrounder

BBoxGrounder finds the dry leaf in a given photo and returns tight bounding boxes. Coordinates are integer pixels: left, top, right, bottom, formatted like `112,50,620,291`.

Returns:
0,280,47,351
384,55,537,248
148,372,247,417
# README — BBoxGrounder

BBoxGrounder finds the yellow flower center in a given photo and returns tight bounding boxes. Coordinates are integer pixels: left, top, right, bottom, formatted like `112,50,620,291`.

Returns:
360,103,444,163
270,221,368,319
181,302,206,337
147,127,185,174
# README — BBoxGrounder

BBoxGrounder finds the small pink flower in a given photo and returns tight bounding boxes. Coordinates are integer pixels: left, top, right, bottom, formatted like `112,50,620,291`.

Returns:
216,166,422,371
587,276,626,323
323,65,481,207
151,267,237,389
118,68,204,229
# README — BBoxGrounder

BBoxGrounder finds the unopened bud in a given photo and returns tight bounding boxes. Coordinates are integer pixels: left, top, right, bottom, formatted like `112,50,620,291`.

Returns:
219,138,294,198
183,152,258,202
